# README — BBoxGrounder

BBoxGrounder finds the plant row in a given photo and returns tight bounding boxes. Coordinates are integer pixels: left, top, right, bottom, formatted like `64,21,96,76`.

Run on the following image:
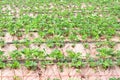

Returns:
1,0,120,41
0,13,119,41
1,0,120,17
0,48,120,69
0,38,117,49
109,78,120,80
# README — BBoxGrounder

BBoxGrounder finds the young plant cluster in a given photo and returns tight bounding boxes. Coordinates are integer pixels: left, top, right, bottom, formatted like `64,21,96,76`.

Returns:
0,0,120,74
0,13,118,41
0,48,119,70
0,0,120,42
109,78,120,80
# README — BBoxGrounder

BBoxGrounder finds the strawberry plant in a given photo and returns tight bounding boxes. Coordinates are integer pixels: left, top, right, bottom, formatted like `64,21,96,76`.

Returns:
14,44,22,49
32,49,45,59
69,34,79,41
96,42,104,48
53,78,60,80
0,50,4,57
98,58,113,69
0,39,5,48
67,50,82,59
16,32,23,38
109,78,120,80
10,50,22,60
96,41,116,48
49,49,64,59
96,48,114,58
46,35,64,48
9,61,20,69
88,58,97,68
24,60,37,70
0,32,5,37
107,41,116,48
83,43,90,49
115,51,120,58
22,48,33,59
67,50,84,68
13,76,21,80
116,59,120,66
23,39,31,47
0,60,6,69
70,60,84,68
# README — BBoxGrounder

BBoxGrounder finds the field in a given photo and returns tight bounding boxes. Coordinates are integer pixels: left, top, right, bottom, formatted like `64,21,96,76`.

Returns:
0,0,120,80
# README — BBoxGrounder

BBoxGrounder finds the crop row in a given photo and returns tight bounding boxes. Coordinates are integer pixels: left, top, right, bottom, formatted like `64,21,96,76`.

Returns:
0,0,120,25
0,0,120,71
0,14,119,41
1,0,120,42
0,31,120,44
1,0,120,17
0,39,118,49
0,29,120,48
109,78,120,80
0,48,120,69
1,0,120,21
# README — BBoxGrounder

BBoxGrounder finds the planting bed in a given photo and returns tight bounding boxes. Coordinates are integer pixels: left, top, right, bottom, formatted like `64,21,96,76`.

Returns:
0,0,120,80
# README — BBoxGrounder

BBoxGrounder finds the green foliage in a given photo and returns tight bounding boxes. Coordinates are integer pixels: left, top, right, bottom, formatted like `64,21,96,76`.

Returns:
10,50,22,60
9,61,20,69
12,61,21,69
0,0,119,42
109,78,120,80
0,39,5,47
49,49,64,59
98,58,113,69
88,58,97,68
24,61,37,70
97,48,114,58
0,61,6,69
0,0,120,70
67,50,84,68
13,76,21,80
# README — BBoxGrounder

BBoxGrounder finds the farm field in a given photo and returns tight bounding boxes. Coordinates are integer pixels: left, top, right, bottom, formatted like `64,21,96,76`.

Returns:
0,0,120,80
